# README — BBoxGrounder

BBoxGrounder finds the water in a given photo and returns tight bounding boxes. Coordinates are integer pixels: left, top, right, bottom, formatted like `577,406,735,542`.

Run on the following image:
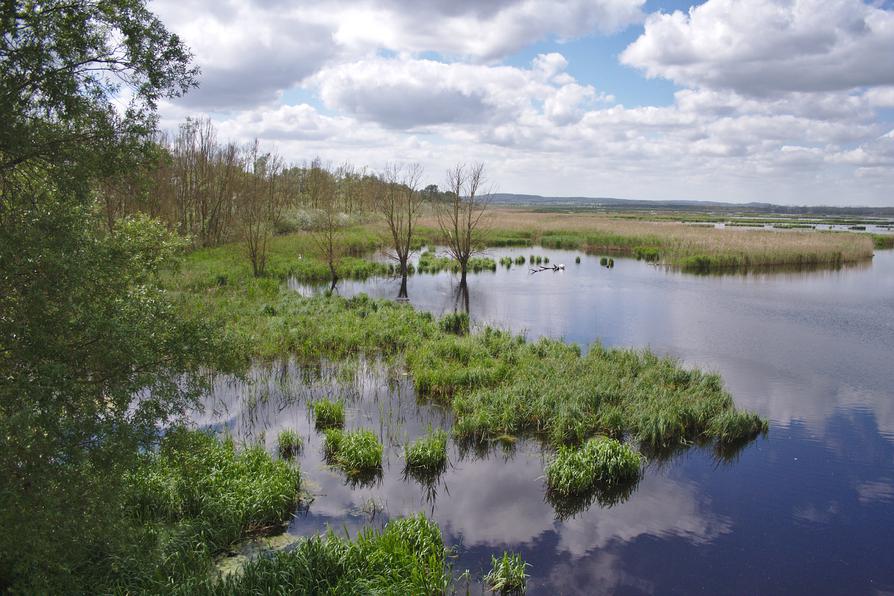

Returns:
201,248,894,594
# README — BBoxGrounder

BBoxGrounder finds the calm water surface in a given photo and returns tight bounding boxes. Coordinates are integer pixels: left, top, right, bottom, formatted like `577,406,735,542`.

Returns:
198,248,894,595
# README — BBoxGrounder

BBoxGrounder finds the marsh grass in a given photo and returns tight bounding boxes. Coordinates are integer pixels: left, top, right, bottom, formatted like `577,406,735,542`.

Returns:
277,429,302,459
323,428,383,476
120,428,301,590
417,250,497,274
405,428,448,474
194,514,452,594
417,209,874,272
484,552,529,594
313,399,345,430
545,436,642,497
873,234,894,249
440,311,470,335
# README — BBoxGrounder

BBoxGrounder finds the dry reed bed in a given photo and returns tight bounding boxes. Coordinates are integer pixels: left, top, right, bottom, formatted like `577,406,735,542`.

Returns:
419,209,875,270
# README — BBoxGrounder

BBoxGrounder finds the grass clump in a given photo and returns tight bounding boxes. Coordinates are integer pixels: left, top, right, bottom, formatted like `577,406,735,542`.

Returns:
545,436,642,497
199,514,452,594
634,246,660,262
484,552,529,594
122,428,301,589
575,255,581,264
440,311,470,335
323,428,383,476
313,399,345,430
872,234,894,249
514,255,526,265
277,428,302,458
405,428,448,473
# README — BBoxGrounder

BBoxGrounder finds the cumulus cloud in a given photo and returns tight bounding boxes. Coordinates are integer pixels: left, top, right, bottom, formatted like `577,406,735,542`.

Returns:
621,0,894,96
309,54,602,129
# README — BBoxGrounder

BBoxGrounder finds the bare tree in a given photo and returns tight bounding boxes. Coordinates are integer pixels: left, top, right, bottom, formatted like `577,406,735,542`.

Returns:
374,163,424,297
238,140,284,277
437,163,490,284
306,159,342,284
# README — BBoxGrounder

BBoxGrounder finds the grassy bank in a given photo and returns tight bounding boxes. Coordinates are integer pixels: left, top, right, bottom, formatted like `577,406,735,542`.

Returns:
187,514,453,594
417,209,875,272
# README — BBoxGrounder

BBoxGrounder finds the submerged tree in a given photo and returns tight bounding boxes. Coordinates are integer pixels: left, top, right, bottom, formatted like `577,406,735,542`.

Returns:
437,163,491,284
374,163,424,298
0,1,231,591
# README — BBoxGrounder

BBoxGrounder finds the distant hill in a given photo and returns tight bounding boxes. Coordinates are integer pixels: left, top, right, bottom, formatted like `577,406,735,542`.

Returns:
486,193,894,216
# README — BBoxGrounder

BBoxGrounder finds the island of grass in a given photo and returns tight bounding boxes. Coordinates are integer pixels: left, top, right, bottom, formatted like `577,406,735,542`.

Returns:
323,428,383,477
404,428,449,474
312,399,345,430
277,428,302,459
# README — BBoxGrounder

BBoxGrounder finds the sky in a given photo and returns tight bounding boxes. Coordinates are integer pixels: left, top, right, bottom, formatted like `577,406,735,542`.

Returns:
149,0,894,206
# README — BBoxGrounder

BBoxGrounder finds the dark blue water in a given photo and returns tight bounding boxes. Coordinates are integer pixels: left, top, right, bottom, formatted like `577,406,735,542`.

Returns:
202,248,894,594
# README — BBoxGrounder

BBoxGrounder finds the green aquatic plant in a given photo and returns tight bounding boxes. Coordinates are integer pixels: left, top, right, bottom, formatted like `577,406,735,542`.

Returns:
440,311,470,335
544,436,642,497
277,429,302,459
515,255,526,265
405,428,448,473
313,399,345,430
484,552,529,594
323,428,383,475
196,514,452,594
575,256,581,264
634,246,660,262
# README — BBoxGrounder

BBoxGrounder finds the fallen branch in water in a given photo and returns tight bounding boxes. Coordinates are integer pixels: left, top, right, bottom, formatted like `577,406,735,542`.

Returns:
529,264,565,274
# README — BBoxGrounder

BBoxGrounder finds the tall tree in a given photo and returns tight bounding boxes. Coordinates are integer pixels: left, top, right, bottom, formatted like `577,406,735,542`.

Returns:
437,163,491,284
0,1,228,591
239,140,285,277
306,159,342,284
374,163,424,297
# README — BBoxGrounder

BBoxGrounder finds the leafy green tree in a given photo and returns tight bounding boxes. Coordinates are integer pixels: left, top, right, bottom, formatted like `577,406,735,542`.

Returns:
0,1,232,591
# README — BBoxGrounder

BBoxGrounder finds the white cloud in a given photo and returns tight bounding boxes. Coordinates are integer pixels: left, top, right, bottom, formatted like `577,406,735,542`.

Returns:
621,0,894,96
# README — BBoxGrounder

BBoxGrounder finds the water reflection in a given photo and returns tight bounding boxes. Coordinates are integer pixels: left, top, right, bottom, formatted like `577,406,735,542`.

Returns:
202,248,894,593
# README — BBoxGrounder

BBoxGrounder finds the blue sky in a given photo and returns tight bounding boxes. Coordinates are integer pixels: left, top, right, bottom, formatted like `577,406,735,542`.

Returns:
153,0,894,205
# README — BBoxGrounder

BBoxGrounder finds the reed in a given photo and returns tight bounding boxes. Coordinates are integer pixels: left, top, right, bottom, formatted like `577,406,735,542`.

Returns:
544,436,642,498
405,428,448,473
416,208,874,272
196,514,452,594
484,552,529,594
323,428,383,476
277,429,302,459
313,399,345,430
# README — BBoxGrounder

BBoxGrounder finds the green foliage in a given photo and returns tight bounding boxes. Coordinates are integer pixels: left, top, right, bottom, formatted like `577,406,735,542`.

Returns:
416,250,497,274
323,429,383,476
515,255,526,265
575,255,581,264
193,514,452,594
440,311,471,335
277,429,303,458
313,399,345,430
872,234,894,249
484,552,530,594
634,246,660,262
545,437,642,497
405,429,449,473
